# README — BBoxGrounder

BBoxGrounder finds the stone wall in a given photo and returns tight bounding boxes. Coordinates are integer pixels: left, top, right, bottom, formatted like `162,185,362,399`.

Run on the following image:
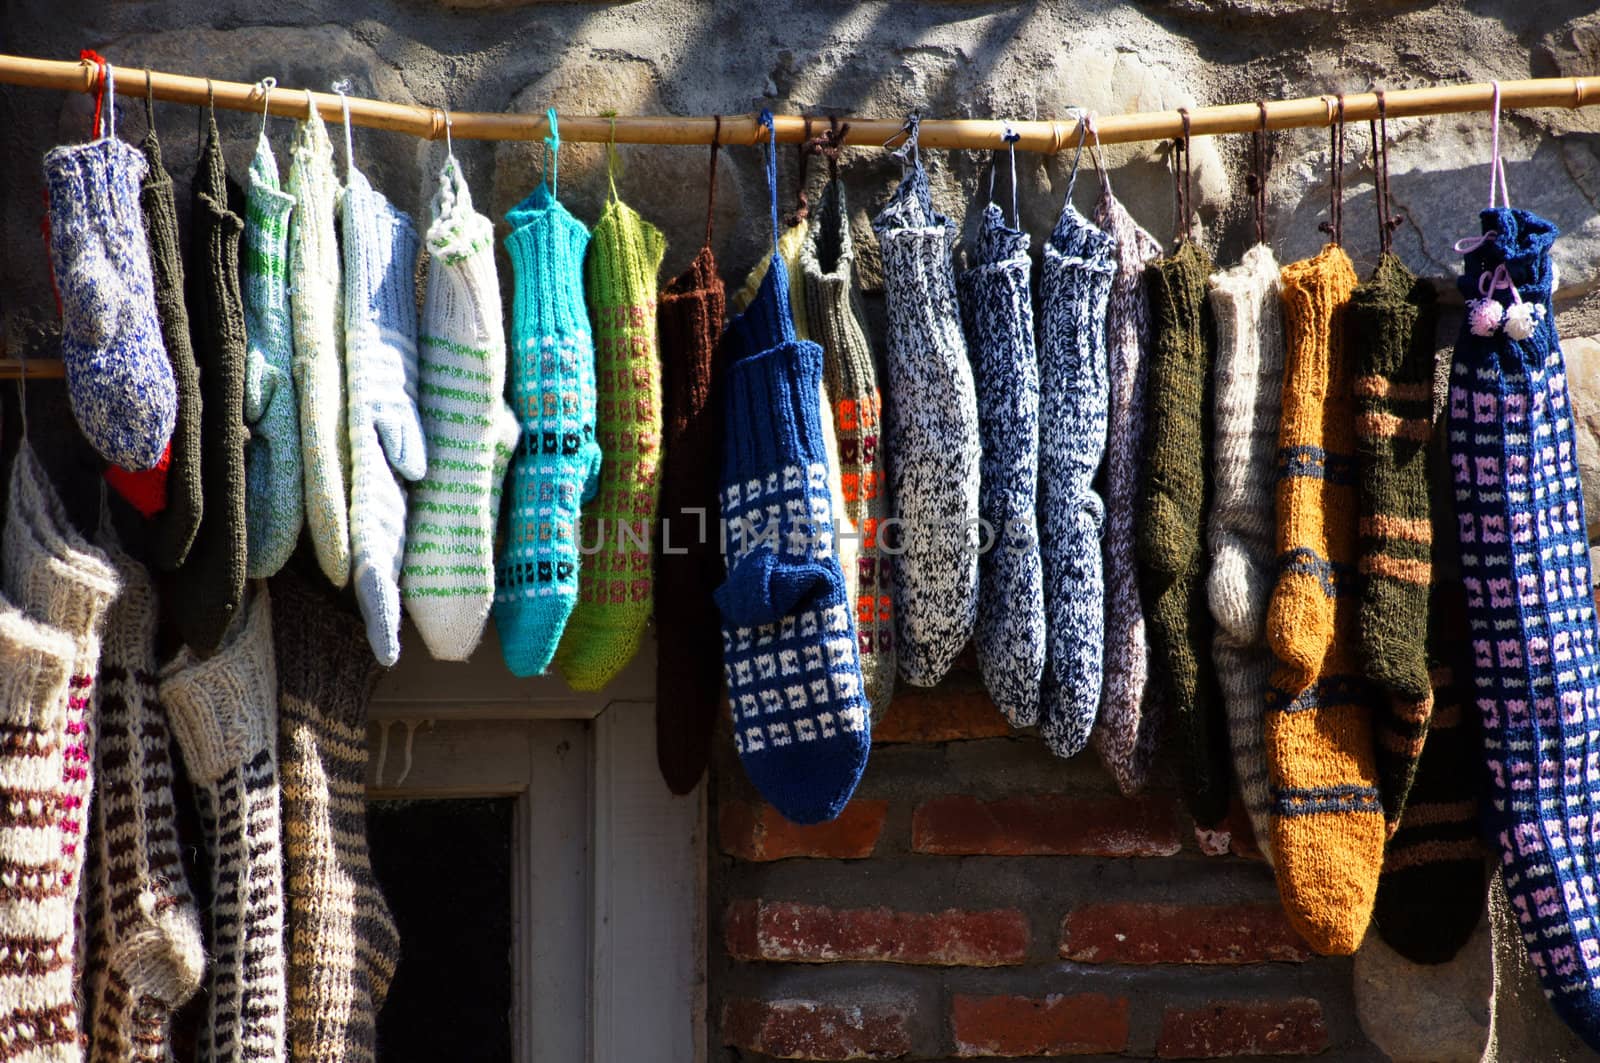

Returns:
6,2,1600,1060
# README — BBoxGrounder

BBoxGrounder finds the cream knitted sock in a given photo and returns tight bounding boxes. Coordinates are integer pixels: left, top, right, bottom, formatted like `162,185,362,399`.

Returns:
159,588,286,1063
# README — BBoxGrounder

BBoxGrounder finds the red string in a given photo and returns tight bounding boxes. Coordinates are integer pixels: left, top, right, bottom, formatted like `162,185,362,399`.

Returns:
80,49,109,137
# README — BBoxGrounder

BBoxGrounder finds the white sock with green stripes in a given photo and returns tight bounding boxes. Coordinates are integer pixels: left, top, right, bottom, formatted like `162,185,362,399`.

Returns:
402,159,519,661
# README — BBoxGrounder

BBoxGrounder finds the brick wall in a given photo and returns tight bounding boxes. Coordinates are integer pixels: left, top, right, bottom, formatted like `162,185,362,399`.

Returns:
709,652,1375,1061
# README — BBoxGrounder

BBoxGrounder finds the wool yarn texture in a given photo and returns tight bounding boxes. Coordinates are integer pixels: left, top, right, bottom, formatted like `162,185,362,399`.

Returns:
160,587,287,1063
0,443,120,1061
242,132,304,580
1205,243,1285,863
492,183,599,677
403,159,518,663
173,114,248,660
871,144,979,688
1264,242,1384,956
85,527,203,1063
958,202,1043,728
1350,252,1440,829
1139,241,1231,834
43,134,176,472
342,164,425,668
553,197,666,691
272,573,398,1063
287,107,352,588
1449,206,1600,1046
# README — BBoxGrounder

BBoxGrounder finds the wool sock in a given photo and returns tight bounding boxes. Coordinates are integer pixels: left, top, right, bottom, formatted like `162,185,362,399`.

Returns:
242,131,304,580
1206,243,1285,863
343,164,425,668
159,587,287,1063
43,136,176,471
288,106,352,589
85,527,204,1063
1264,242,1384,956
403,159,519,663
1451,206,1600,1045
272,573,398,1063
1091,188,1165,794
493,183,599,677
871,142,979,687
1037,195,1115,757
553,197,666,691
173,113,248,659
802,180,896,721
137,102,204,571
1351,252,1440,829
1139,241,1231,832
957,201,1043,728
716,279,871,825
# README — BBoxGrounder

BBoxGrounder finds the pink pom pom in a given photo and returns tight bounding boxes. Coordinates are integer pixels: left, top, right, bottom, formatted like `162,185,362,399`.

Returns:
1468,297,1504,337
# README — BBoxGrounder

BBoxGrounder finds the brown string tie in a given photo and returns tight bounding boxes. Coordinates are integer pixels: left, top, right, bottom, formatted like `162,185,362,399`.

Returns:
1318,93,1346,246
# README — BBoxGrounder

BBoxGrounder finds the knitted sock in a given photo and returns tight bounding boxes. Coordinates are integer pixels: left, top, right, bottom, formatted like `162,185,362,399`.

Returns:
553,197,665,691
733,223,811,341
871,148,979,687
403,160,519,663
1351,252,1440,829
272,573,399,1063
1139,241,1230,831
493,183,598,677
1037,195,1115,757
1451,206,1600,1044
159,587,287,1063
1265,243,1384,956
1206,243,1285,863
343,165,425,668
242,131,304,580
957,202,1043,728
173,114,248,659
1091,188,1164,794
43,136,176,471
801,180,896,721
288,107,352,588
137,108,203,571
0,443,120,1059
85,528,204,1063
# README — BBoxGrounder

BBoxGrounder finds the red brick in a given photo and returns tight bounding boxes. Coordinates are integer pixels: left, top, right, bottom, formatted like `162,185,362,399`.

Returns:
951,993,1129,1057
1059,903,1310,964
871,685,1011,743
725,899,1028,966
1156,999,1328,1058
720,800,887,861
911,794,1182,857
723,997,912,1060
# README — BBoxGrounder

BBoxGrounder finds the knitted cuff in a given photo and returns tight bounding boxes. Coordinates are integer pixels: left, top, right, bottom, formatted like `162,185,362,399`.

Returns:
589,198,667,301
343,170,420,335
722,339,828,484
505,187,592,340
726,255,797,362
1460,206,1557,302
44,139,149,245
270,571,380,731
0,606,74,727
159,587,276,785
3,445,120,640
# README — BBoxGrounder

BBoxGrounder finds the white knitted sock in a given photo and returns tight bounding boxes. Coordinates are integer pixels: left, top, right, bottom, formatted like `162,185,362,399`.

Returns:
403,159,519,661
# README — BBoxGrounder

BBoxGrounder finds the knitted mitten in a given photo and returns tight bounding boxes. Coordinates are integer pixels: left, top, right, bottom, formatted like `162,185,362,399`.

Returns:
552,198,665,691
871,137,979,687
1139,242,1230,832
85,528,204,1063
273,573,399,1063
288,106,352,588
1450,206,1600,1044
1037,194,1115,757
242,131,303,580
492,183,598,677
159,587,287,1063
342,165,425,668
957,202,1043,727
43,136,176,471
1206,243,1285,863
403,160,518,662
173,114,248,658
0,443,120,1060
802,180,896,721
1351,252,1440,829
1265,243,1383,956
1091,188,1164,794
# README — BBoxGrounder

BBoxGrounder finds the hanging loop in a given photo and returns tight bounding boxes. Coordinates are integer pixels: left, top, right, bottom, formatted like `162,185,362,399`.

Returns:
1065,107,1091,206
1370,90,1404,254
543,107,560,197
254,76,276,141
1317,93,1346,245
101,59,116,140
603,110,621,201
332,77,356,178
758,108,779,255
816,115,850,184
1487,80,1511,209
143,68,156,132
787,115,814,228
887,112,920,172
1173,107,1194,244
78,50,109,139
704,114,722,247
1082,111,1110,197
1247,100,1271,245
